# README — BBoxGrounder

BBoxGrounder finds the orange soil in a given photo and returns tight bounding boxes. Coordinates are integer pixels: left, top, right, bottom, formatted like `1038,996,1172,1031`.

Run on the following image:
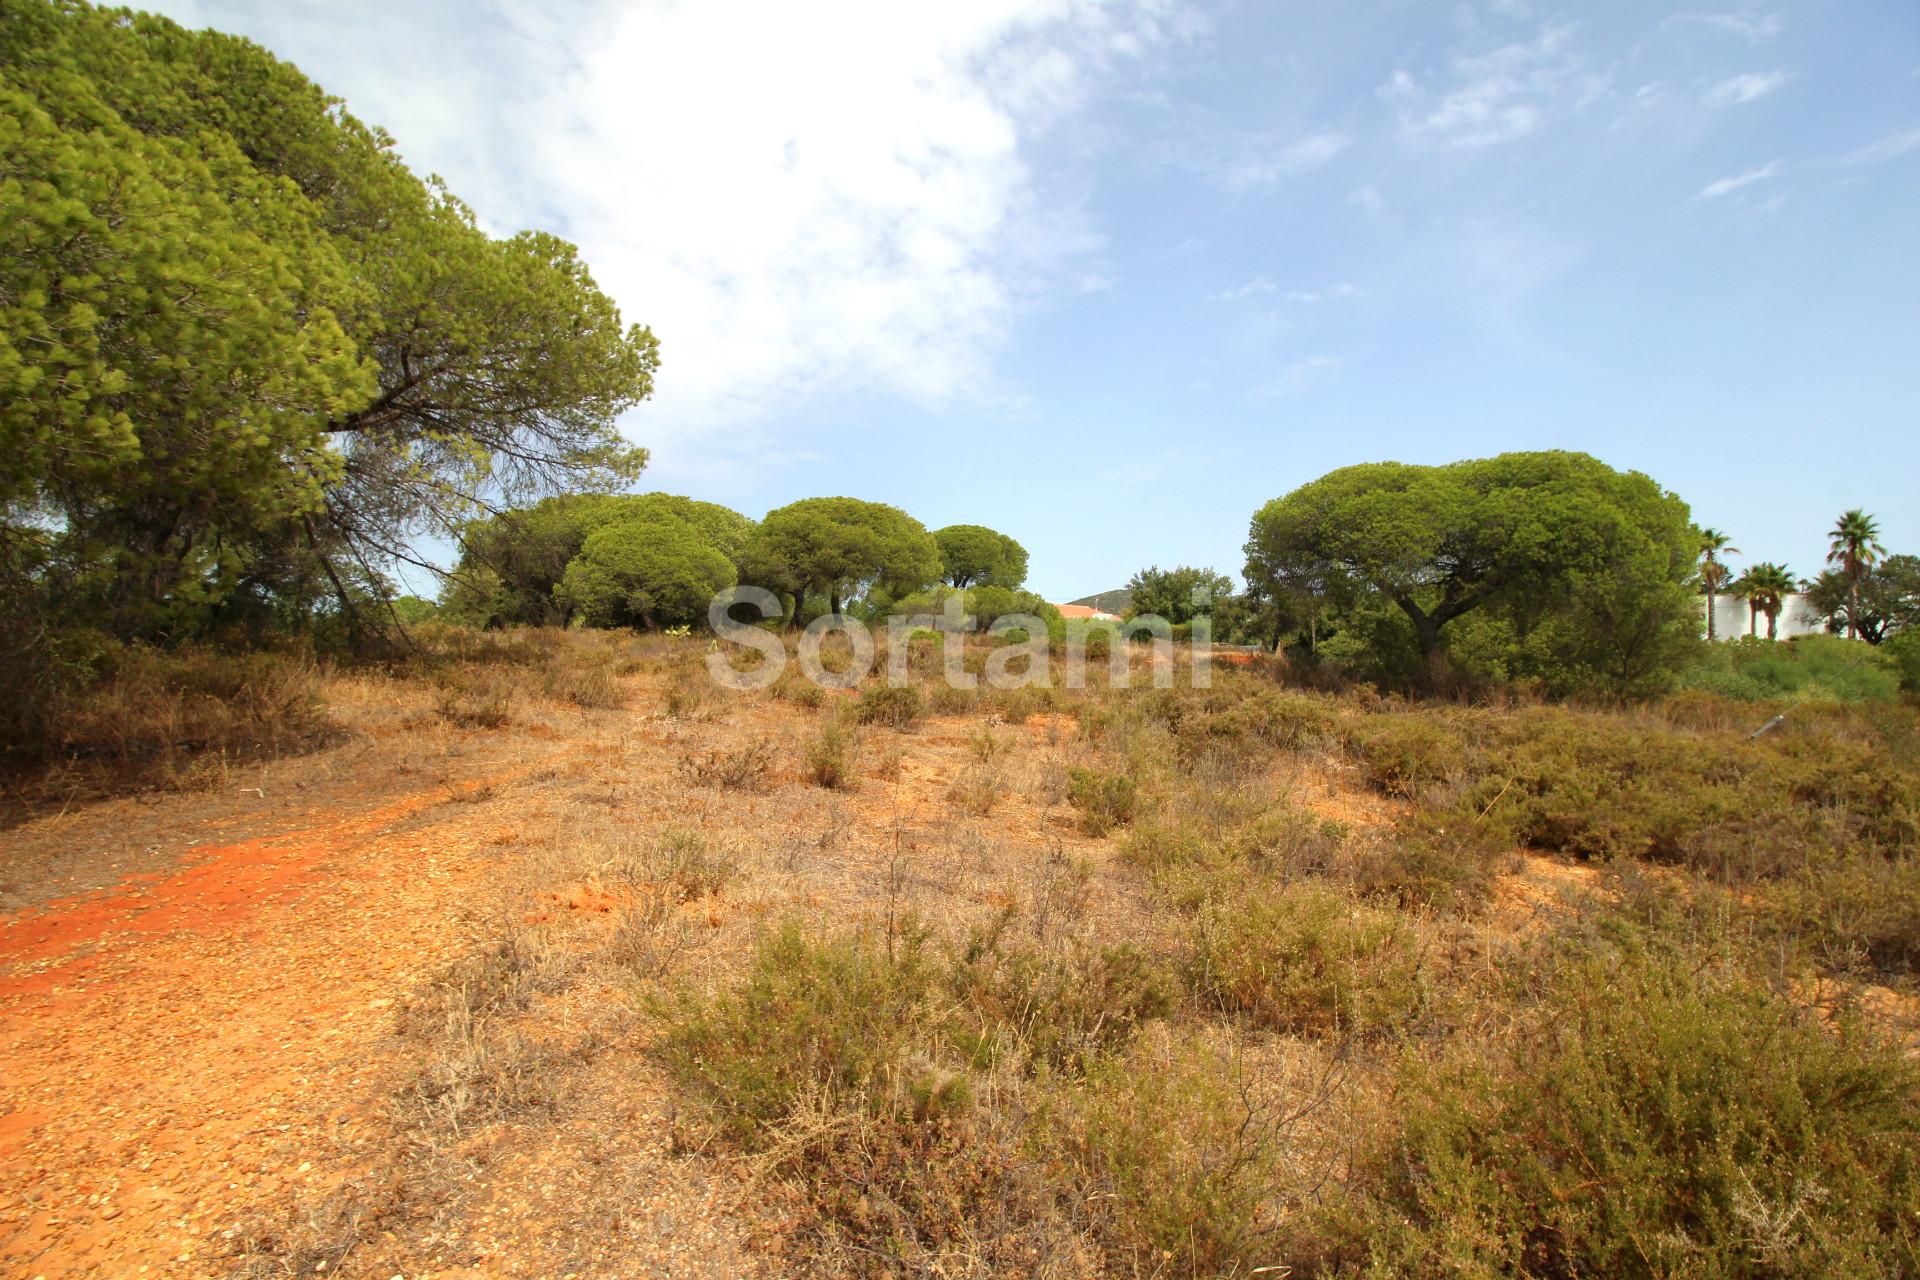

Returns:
0,762,561,1277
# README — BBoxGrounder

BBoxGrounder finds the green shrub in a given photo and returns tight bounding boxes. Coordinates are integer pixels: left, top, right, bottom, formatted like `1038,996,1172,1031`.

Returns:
1883,629,1920,695
655,923,954,1138
1347,811,1511,910
1346,714,1478,797
804,719,858,789
850,682,923,729
947,931,1174,1074
1066,766,1137,835
1359,954,1920,1276
1037,1026,1283,1277
1681,633,1902,704
1466,711,1920,872
1190,883,1423,1036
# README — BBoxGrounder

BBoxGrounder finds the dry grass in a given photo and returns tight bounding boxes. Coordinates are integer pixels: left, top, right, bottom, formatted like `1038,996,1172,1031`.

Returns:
24,627,1920,1278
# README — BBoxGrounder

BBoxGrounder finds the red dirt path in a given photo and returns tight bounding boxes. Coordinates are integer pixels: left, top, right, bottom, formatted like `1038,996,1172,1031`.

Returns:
0,767,547,1277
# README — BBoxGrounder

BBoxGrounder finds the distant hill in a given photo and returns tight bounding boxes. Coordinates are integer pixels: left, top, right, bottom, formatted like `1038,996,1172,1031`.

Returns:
1066,588,1132,615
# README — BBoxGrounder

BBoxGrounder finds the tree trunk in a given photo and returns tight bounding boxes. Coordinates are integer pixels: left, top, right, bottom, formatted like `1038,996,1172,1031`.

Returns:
830,590,842,619
1767,610,1778,641
1849,580,1860,641
1706,590,1716,641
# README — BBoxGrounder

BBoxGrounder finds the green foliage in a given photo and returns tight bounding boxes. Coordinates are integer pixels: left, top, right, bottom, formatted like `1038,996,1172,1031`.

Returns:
1805,553,1920,644
1884,628,1920,694
1245,451,1699,695
442,493,752,629
1362,952,1920,1277
554,513,736,630
1681,634,1902,704
655,923,949,1140
1124,565,1233,626
1037,1027,1284,1277
1,0,655,732
848,682,923,730
1190,883,1423,1036
740,497,942,620
888,583,1064,639
1066,766,1138,835
932,523,1029,589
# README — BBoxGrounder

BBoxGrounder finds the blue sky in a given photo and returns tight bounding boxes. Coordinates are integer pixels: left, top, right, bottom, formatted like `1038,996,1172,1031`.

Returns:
150,0,1918,601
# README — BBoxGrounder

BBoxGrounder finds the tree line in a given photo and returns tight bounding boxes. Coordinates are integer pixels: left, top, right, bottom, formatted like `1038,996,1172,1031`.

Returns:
1121,454,1912,698
440,494,1054,637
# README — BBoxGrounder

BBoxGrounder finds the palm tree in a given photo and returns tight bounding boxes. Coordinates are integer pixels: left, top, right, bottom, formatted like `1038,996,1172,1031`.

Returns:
1740,562,1797,640
1697,527,1739,641
1730,572,1761,637
1827,509,1886,640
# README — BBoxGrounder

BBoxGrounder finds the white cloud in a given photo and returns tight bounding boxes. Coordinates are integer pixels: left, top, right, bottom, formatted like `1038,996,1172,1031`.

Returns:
1209,277,1358,304
1219,131,1351,190
1697,159,1783,199
1838,127,1920,165
1208,275,1276,301
1704,70,1789,106
1250,355,1340,401
1667,12,1783,44
148,0,1195,484
1387,24,1607,149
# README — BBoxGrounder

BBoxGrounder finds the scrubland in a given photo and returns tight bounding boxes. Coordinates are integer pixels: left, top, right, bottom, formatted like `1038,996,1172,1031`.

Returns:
3,627,1917,1278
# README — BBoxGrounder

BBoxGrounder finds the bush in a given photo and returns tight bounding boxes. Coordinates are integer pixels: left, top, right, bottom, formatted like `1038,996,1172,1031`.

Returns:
1466,711,1920,872
43,644,332,768
1037,1026,1284,1276
677,742,775,791
1359,953,1920,1276
849,682,923,730
1884,629,1920,695
1348,811,1511,910
803,720,859,790
1190,883,1423,1036
1681,633,1902,704
1066,767,1137,836
655,923,955,1138
947,928,1174,1075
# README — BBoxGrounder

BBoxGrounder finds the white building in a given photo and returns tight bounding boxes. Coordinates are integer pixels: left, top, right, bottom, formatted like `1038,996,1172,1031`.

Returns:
1701,592,1827,641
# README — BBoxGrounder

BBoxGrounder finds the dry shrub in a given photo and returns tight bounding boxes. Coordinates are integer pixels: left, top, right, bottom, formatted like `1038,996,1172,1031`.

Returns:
400,930,575,1134
678,741,775,791
650,826,735,900
946,761,1004,816
1066,766,1136,836
769,662,825,708
803,720,859,790
36,644,331,775
432,664,518,728
538,659,624,709
928,681,978,715
605,894,689,978
849,682,923,730
1189,882,1424,1037
1357,949,1920,1277
1034,1025,1288,1277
